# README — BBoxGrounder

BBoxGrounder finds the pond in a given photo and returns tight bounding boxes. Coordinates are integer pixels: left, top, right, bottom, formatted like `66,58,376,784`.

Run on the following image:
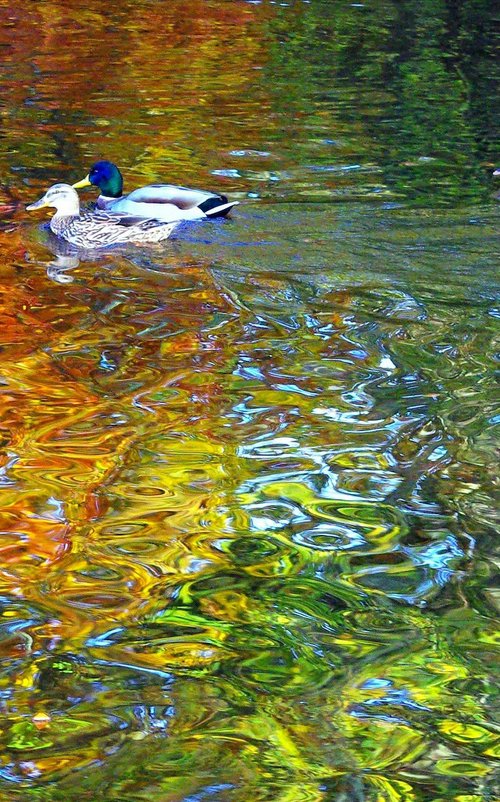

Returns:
0,1,498,801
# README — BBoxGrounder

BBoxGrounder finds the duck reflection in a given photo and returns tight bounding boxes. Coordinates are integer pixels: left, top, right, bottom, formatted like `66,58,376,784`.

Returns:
46,252,81,284
30,225,175,284
29,226,104,283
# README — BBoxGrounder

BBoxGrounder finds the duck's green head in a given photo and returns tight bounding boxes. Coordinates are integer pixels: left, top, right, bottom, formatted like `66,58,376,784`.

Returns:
73,161,123,198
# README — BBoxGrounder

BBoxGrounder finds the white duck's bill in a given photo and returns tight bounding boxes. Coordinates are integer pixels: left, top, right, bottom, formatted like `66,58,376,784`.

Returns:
26,196,49,211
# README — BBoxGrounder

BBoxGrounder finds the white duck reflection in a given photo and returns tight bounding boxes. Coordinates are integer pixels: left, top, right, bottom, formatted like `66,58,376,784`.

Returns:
32,229,95,283
28,224,180,284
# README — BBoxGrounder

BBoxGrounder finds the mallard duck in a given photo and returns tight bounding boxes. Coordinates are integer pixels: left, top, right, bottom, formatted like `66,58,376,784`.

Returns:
27,184,176,248
72,161,239,223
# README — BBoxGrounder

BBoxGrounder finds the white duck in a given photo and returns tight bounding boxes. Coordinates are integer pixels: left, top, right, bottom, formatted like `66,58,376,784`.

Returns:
27,184,176,248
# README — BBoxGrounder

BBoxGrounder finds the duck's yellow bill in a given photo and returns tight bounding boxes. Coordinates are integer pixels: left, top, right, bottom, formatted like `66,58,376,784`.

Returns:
26,196,48,211
72,175,92,189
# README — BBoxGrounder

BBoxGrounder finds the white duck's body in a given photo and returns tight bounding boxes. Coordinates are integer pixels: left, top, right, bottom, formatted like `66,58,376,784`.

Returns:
73,162,239,223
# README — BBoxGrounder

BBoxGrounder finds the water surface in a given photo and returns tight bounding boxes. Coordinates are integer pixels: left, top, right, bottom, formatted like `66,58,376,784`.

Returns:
0,2,498,801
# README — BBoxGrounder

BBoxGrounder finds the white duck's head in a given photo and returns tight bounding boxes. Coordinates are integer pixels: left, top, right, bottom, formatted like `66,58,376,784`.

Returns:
27,183,80,216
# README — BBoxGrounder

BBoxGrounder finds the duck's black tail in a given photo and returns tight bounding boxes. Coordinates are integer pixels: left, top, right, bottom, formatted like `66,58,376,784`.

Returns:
199,196,239,217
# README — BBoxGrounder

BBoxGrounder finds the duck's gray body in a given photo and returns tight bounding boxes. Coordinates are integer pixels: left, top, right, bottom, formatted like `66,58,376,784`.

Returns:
96,184,239,223
50,208,177,247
